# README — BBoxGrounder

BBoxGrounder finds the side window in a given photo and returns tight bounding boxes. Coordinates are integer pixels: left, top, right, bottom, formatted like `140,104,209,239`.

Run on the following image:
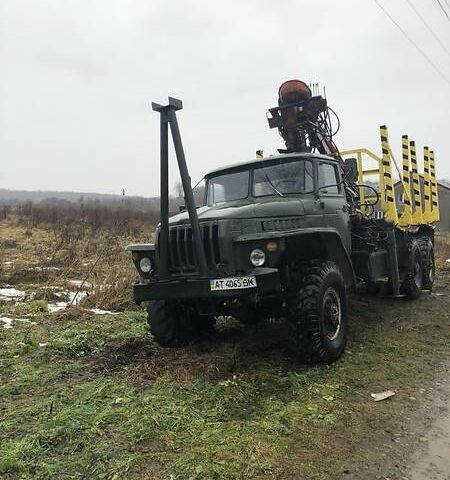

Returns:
318,162,341,195
193,178,206,207
305,160,314,192
206,171,249,205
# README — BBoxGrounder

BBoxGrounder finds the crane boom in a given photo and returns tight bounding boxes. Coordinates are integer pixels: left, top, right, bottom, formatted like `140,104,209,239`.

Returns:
267,80,341,159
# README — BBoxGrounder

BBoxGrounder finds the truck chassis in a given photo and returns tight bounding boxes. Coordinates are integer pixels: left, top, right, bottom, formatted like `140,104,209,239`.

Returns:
128,83,439,364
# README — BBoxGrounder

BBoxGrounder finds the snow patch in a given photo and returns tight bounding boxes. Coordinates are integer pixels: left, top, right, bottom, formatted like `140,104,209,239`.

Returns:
47,302,68,313
0,316,36,329
0,316,13,328
0,287,26,301
47,290,88,313
89,308,119,315
30,266,61,271
67,279,90,288
68,290,88,304
20,318,36,325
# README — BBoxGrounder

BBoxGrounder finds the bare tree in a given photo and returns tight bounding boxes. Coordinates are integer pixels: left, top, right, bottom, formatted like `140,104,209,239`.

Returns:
173,181,184,199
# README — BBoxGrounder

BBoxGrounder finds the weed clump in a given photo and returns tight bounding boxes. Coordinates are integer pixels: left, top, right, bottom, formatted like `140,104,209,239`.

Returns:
13,300,48,316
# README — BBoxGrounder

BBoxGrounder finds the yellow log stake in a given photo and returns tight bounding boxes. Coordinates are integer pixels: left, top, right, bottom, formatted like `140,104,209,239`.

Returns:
340,138,437,227
356,150,365,205
429,150,440,222
423,146,433,223
398,135,412,226
410,141,423,225
379,126,398,224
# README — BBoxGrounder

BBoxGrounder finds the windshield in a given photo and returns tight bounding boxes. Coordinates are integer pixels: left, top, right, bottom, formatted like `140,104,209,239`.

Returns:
253,159,314,196
206,170,249,206
205,158,315,206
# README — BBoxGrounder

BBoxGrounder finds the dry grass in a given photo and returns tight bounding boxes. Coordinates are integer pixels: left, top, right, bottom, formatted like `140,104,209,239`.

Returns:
435,234,450,266
12,200,159,236
0,217,151,312
80,264,138,311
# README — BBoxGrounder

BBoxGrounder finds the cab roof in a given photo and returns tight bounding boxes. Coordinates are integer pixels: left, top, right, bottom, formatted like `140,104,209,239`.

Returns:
204,152,338,178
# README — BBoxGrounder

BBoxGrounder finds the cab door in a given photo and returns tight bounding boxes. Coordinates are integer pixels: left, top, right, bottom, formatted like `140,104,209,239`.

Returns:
316,160,352,253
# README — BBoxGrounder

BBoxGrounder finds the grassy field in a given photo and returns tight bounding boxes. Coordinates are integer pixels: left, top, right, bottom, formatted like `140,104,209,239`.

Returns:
1,220,449,479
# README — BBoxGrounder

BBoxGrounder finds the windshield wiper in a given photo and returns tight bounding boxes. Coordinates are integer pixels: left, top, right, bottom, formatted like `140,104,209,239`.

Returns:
262,170,284,197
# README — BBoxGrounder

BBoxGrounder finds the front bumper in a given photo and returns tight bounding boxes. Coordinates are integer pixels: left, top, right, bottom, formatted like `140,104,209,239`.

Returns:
132,267,281,303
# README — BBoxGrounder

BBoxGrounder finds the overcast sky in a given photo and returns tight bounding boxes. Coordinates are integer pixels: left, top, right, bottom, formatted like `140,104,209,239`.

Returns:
1,0,449,197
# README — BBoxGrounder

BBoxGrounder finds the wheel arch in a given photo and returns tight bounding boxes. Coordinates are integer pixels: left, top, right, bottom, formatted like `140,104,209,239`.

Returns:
415,225,435,243
283,230,355,290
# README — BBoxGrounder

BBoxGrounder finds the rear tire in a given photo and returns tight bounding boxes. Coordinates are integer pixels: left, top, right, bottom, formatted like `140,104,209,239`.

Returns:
287,260,348,364
401,238,423,300
418,238,435,290
147,300,214,347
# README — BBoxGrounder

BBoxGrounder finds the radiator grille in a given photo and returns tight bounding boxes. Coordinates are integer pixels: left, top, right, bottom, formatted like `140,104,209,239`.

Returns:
160,223,221,273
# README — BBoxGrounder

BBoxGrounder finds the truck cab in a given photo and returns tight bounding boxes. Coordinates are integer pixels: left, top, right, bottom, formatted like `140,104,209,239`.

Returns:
151,153,352,278
130,153,354,282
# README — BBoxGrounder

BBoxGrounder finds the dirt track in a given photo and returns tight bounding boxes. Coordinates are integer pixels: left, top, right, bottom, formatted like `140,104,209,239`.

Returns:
341,273,450,480
409,367,450,480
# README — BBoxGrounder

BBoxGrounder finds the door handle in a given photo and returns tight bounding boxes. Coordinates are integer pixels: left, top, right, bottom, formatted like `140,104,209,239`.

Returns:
315,199,325,209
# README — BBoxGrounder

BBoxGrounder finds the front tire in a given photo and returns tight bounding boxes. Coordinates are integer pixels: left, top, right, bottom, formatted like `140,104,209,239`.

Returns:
147,300,214,347
287,261,348,364
232,302,261,325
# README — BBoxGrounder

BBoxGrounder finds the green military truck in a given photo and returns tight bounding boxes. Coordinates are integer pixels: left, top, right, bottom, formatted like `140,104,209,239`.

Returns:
127,81,438,364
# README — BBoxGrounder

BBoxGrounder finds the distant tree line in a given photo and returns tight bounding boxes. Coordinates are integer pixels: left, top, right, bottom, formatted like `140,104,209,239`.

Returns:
0,205,11,221
3,199,161,236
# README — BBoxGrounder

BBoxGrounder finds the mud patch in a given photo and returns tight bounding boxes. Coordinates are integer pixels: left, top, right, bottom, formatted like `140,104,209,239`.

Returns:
92,320,293,385
51,305,94,321
409,367,450,480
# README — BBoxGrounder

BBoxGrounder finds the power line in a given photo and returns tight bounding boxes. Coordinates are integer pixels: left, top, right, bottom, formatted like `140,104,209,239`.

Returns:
435,0,450,21
373,0,450,85
406,0,450,57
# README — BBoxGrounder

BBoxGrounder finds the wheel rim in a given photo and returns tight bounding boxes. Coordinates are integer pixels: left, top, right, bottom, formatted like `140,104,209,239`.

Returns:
413,254,423,289
323,287,341,341
429,252,435,284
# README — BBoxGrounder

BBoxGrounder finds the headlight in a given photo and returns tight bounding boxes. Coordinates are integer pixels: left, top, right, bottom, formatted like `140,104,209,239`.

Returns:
139,256,153,273
250,248,265,267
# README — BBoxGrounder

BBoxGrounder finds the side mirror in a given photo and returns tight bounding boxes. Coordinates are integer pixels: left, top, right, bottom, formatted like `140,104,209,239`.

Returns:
179,205,186,212
343,158,358,183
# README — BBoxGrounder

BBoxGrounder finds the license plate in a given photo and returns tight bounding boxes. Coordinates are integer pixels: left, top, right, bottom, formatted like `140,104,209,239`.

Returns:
210,276,257,292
